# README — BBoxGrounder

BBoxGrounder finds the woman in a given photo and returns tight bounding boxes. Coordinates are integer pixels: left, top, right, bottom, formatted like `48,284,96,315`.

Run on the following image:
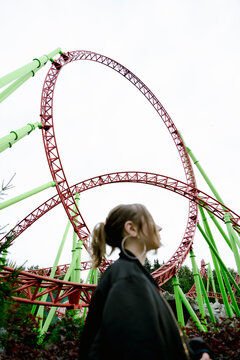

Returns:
80,204,212,360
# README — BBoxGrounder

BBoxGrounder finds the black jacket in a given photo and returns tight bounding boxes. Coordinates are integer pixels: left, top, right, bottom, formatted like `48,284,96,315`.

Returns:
80,251,190,360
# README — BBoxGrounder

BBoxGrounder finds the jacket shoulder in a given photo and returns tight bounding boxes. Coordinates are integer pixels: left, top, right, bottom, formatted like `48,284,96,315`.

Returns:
100,257,142,284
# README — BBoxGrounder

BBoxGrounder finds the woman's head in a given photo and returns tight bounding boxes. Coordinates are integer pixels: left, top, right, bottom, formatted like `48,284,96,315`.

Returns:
91,203,161,267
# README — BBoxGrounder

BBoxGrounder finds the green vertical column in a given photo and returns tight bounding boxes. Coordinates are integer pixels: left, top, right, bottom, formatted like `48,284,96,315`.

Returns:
207,211,232,250
40,250,80,335
189,254,216,324
75,239,83,283
173,276,206,332
81,269,92,325
206,264,210,293
206,263,217,301
93,268,98,285
186,145,240,252
220,265,240,316
172,276,185,327
36,219,72,324
0,181,56,210
186,147,225,205
189,250,206,323
224,213,240,275
80,268,98,325
199,207,233,317
71,193,80,283
197,271,216,324
0,122,42,153
198,223,240,295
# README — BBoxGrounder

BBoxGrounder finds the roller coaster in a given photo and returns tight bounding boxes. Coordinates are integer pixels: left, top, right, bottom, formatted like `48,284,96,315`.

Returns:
0,49,239,334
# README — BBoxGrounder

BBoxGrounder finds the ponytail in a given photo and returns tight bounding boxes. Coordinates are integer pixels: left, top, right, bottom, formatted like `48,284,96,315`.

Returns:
90,203,159,268
91,222,107,268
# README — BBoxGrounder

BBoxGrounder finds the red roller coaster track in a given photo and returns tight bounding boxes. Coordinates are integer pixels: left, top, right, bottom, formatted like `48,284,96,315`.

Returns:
1,171,240,308
40,50,198,273
2,51,239,308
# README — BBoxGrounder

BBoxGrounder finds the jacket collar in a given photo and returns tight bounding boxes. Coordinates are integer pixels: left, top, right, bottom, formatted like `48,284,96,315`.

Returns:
119,249,159,289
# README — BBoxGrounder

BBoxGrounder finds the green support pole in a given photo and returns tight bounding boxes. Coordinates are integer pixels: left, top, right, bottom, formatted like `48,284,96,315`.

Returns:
199,207,233,317
186,147,225,206
0,48,61,88
0,70,37,103
71,193,80,283
202,210,240,302
94,268,98,284
206,263,218,301
179,133,224,207
172,276,185,327
207,211,232,250
31,304,37,316
36,219,72,323
35,199,82,321
220,265,240,316
206,265,210,293
197,271,216,324
224,213,240,275
80,269,97,325
198,223,240,294
75,239,83,283
186,145,240,251
70,193,83,319
0,181,56,210
40,251,80,335
190,250,206,323
173,276,206,332
0,122,42,153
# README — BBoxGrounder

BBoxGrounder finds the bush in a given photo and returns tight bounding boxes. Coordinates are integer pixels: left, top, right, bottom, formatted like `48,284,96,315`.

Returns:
184,317,240,360
0,304,84,359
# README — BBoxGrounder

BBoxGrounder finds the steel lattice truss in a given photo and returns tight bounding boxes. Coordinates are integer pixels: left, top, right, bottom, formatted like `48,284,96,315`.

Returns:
186,261,240,303
40,50,198,264
1,51,240,308
1,267,94,308
1,171,240,288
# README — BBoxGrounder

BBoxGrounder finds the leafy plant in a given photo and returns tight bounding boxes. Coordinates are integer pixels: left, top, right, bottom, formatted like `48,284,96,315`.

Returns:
184,317,240,360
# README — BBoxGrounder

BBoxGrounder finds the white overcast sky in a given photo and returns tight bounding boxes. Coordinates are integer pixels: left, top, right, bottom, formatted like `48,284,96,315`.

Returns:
0,0,240,273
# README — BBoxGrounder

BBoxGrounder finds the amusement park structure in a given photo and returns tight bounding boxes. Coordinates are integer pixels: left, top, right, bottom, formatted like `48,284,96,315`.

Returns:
0,49,240,335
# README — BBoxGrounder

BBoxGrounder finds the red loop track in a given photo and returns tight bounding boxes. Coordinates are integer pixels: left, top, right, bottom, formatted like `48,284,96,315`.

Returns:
40,50,198,281
3,51,239,307
2,171,240,291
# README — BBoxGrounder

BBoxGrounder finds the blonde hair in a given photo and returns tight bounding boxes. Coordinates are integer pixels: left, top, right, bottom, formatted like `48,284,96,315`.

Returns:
90,203,160,268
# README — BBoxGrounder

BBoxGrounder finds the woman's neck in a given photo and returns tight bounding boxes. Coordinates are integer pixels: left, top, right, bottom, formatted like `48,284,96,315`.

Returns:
124,241,146,265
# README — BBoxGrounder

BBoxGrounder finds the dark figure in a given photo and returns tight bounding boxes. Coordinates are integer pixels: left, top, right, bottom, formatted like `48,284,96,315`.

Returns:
80,204,212,360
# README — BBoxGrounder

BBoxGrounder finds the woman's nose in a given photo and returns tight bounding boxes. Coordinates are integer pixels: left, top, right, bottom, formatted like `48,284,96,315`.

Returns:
156,224,162,232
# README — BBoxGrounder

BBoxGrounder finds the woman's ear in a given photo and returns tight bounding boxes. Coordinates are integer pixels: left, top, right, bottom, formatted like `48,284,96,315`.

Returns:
124,221,138,238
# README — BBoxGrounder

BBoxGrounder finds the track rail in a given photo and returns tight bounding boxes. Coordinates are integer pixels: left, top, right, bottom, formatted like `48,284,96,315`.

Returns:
40,50,198,276
3,51,239,307
28,261,93,277
0,267,95,308
2,171,240,288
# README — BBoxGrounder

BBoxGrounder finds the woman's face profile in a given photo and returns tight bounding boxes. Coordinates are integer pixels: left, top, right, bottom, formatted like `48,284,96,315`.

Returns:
141,220,162,251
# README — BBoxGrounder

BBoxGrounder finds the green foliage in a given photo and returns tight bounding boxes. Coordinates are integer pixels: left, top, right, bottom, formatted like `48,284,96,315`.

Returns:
0,306,84,359
44,316,84,352
176,265,194,293
144,257,194,294
211,268,238,294
0,240,21,328
0,304,41,358
184,317,240,360
144,257,152,273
